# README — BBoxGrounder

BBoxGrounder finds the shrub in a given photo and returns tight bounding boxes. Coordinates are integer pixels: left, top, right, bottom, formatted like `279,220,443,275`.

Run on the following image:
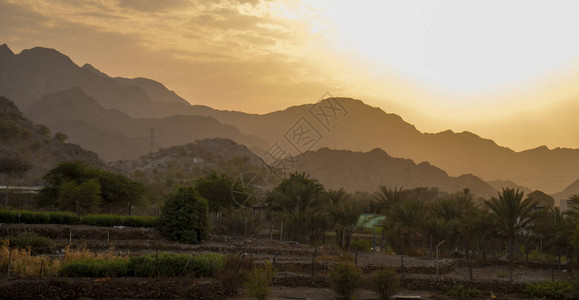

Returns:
48,211,81,224
159,187,209,244
217,255,244,295
371,268,399,300
350,239,372,252
82,214,157,227
0,209,156,227
60,258,129,278
442,284,482,298
129,252,224,278
0,239,61,278
329,263,361,300
245,260,276,300
524,281,572,299
8,233,54,249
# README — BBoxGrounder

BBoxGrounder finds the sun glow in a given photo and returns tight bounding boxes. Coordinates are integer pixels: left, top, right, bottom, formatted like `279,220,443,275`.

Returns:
297,0,579,106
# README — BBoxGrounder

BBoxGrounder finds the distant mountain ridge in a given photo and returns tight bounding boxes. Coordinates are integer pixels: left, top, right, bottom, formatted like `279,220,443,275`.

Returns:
0,95,104,184
25,88,266,162
2,43,578,194
292,147,498,198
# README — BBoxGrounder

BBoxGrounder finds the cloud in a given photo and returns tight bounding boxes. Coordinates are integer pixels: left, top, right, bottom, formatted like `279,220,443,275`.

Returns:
0,0,338,112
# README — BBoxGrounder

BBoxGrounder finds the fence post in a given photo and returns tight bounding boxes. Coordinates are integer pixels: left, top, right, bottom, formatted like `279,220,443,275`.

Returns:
279,221,283,242
39,259,44,278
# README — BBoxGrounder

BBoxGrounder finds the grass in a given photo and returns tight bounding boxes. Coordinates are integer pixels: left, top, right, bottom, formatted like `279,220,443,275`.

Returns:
1,239,225,279
0,208,157,227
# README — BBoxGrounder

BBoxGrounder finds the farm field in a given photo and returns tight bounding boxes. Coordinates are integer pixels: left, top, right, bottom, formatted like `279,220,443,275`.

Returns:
1,223,572,300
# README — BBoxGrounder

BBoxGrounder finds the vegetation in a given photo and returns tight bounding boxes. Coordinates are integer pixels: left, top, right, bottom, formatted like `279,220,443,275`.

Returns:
159,186,209,244
0,209,157,227
371,268,399,300
485,188,538,281
244,260,276,300
60,258,129,277
6,233,54,249
523,281,572,299
37,161,145,214
2,239,224,279
268,172,329,244
328,263,361,300
195,170,249,212
442,284,482,298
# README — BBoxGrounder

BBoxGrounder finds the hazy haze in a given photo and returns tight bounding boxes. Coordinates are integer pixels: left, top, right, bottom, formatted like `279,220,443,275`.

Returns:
1,0,579,150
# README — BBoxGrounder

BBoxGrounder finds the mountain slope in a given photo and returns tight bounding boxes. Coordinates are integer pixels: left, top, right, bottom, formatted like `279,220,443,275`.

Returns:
0,44,190,117
25,88,266,161
487,180,532,195
292,147,498,198
3,44,579,193
202,98,579,194
553,180,579,201
0,95,104,184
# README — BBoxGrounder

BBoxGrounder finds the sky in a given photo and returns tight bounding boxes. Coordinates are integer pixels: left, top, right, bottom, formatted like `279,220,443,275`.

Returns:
1,0,579,151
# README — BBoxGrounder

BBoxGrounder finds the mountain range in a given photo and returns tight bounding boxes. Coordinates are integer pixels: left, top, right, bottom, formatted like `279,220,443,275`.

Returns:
1,43,578,197
0,96,103,184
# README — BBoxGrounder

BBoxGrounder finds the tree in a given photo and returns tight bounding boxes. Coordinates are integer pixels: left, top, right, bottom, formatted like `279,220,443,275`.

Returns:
485,188,538,281
328,189,363,250
57,179,102,214
195,170,248,212
268,172,327,243
54,132,68,142
159,186,209,244
37,161,145,212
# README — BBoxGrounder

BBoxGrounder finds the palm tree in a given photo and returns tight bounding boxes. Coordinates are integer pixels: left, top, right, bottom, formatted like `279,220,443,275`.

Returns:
374,186,403,214
485,188,538,282
328,189,363,250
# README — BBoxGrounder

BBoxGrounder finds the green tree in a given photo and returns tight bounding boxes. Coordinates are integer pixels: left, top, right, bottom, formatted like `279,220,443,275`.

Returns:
195,170,248,212
485,188,538,282
328,189,363,250
37,161,145,212
268,172,327,243
159,186,209,244
57,179,102,214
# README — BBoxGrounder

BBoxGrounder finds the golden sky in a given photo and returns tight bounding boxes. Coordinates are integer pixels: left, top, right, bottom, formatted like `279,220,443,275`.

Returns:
1,0,579,151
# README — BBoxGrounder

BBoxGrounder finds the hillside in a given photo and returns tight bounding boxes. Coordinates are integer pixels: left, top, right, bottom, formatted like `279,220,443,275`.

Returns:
201,98,579,194
0,96,103,184
0,44,191,118
25,88,266,162
109,138,277,195
553,180,579,201
3,44,579,193
487,180,532,195
292,147,498,198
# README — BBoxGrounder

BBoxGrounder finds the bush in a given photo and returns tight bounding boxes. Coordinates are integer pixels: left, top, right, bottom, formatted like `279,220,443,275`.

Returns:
524,281,572,299
442,284,482,298
0,209,156,227
329,263,361,300
81,214,157,227
0,209,80,225
350,239,372,252
129,252,224,278
60,258,129,278
245,260,276,300
8,233,54,249
159,187,209,244
217,255,245,295
371,268,399,300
